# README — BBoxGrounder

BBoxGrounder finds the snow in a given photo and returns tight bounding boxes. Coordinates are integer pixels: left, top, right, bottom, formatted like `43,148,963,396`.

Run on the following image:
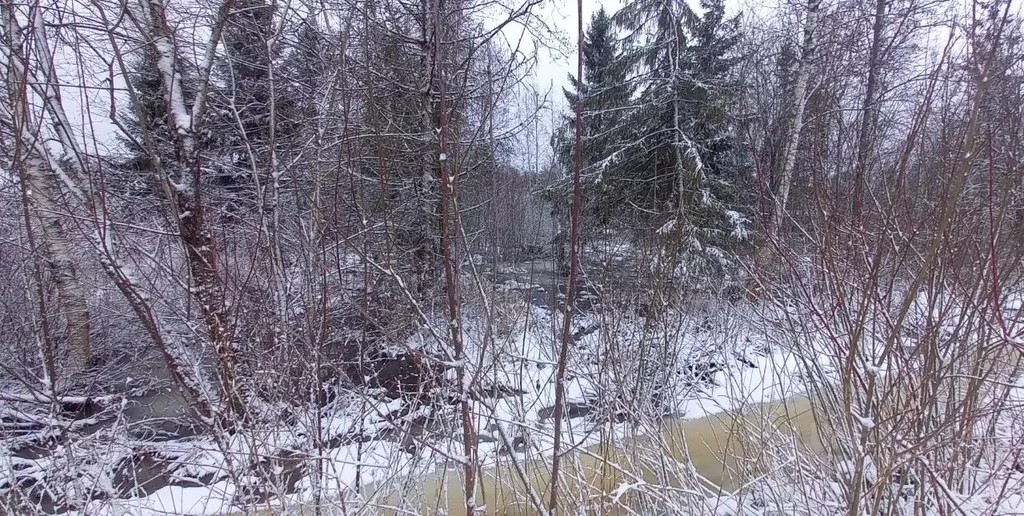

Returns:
609,480,645,503
115,480,238,515
853,413,875,430
153,41,191,131
7,290,1023,516
494,279,541,292
656,217,677,235
726,210,750,240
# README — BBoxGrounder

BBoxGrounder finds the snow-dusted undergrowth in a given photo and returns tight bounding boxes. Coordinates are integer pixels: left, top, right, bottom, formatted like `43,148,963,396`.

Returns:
3,287,1022,515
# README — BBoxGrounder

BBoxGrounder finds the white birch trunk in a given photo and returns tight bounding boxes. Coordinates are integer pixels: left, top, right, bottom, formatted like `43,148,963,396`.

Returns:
2,6,93,377
770,0,820,240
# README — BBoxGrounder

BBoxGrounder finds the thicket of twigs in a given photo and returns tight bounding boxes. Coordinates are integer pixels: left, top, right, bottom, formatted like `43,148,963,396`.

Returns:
1,0,1023,513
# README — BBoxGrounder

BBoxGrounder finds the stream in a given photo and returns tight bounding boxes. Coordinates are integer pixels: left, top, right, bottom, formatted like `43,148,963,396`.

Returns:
2,255,695,514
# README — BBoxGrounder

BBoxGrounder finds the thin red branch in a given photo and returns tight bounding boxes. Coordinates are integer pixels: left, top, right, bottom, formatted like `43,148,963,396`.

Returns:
548,0,584,511
432,0,478,511
987,133,1022,353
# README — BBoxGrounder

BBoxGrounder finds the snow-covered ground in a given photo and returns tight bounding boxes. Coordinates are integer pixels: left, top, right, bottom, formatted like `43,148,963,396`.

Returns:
18,301,798,515
5,289,1023,515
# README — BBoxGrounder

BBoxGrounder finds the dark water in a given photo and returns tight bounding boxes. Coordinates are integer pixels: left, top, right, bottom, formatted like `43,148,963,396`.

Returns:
492,258,600,314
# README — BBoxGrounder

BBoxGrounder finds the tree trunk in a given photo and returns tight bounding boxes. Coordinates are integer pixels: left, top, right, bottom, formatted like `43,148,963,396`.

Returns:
146,0,246,419
549,0,585,510
852,0,888,223
430,0,477,511
2,6,92,378
21,155,94,376
769,0,820,241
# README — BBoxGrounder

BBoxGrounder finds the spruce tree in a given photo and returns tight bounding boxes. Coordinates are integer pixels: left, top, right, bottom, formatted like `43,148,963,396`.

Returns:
554,7,633,237
614,0,750,277
207,0,297,194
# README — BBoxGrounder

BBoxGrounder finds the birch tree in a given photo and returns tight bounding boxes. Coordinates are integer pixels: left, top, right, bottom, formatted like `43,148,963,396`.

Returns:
766,0,820,242
1,0,94,380
140,0,247,419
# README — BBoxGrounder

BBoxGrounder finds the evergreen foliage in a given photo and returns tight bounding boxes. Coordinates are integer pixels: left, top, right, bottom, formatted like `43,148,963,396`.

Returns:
554,0,752,276
557,8,634,229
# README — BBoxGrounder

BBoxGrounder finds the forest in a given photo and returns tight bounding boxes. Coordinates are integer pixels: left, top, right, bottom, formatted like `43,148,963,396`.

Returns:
1,0,1023,513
